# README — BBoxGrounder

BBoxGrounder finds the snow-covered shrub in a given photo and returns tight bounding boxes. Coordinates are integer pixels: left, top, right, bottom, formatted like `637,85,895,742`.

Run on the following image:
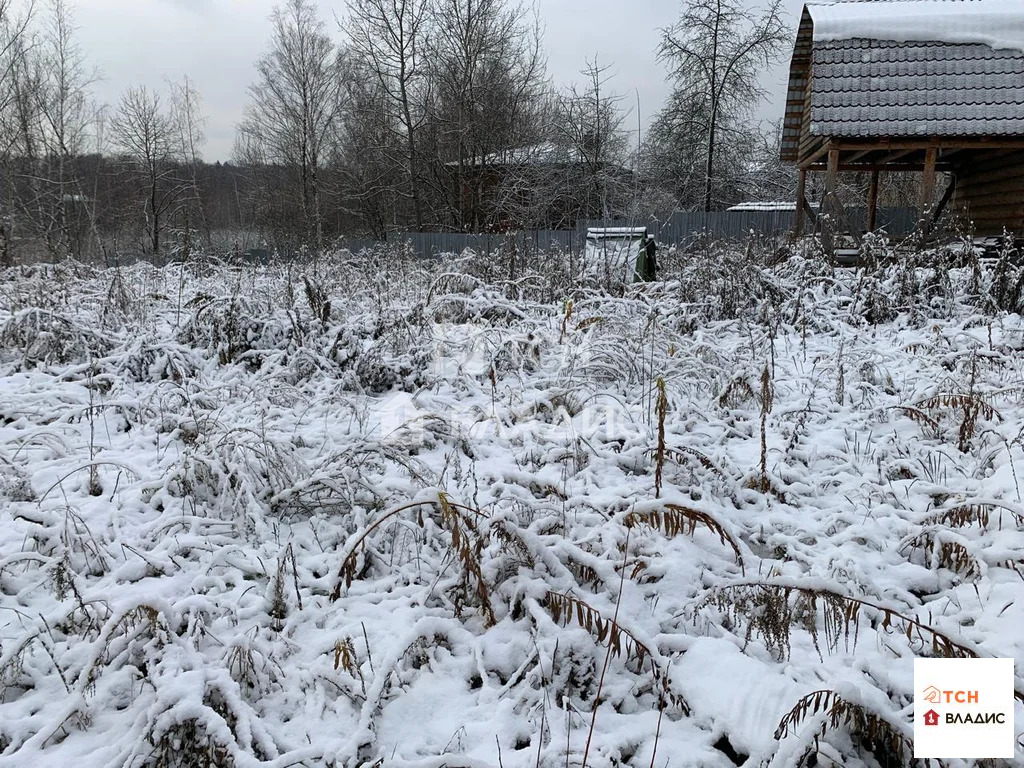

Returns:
0,243,1021,768
0,308,109,367
673,235,786,320
0,456,34,501
177,295,281,366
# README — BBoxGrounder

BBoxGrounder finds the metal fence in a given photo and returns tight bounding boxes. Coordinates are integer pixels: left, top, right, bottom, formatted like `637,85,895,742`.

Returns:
380,207,919,258
582,207,919,244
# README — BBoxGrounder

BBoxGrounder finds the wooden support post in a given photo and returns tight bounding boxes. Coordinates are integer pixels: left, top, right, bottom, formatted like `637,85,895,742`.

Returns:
826,148,840,195
823,148,840,253
866,170,880,232
920,147,938,243
920,147,938,214
795,168,806,237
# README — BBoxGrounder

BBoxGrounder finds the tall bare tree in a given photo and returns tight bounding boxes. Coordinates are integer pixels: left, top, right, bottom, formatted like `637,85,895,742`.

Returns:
344,0,429,229
0,0,36,264
26,0,98,257
168,76,208,253
111,86,179,255
427,0,547,229
658,0,789,211
641,88,760,210
553,59,629,222
335,61,404,238
237,0,344,250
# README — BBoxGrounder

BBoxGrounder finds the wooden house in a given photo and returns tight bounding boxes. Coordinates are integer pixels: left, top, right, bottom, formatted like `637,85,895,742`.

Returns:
782,0,1024,238
445,143,633,231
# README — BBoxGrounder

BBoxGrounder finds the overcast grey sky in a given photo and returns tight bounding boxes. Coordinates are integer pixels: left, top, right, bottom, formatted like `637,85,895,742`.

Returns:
72,0,806,161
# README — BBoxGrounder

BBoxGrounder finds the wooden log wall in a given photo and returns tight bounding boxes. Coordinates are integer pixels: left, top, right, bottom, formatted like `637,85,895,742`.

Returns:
781,9,814,164
952,151,1024,235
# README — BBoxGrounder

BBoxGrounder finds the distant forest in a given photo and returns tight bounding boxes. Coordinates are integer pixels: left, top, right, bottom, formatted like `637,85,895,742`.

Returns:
0,0,801,262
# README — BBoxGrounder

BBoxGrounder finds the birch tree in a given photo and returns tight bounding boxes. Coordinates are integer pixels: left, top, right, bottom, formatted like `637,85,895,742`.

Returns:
237,0,344,250
169,76,208,253
30,0,97,257
111,86,179,255
344,0,429,229
0,0,35,264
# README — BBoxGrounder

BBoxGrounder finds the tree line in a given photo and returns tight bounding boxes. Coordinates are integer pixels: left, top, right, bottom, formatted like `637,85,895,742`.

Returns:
0,0,795,263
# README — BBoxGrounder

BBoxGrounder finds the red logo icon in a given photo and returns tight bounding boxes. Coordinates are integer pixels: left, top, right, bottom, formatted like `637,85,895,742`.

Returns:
924,709,940,726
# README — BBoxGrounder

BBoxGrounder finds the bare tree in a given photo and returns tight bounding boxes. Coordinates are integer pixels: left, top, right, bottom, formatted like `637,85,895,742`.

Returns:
0,0,36,264
168,76,208,253
427,0,547,230
237,0,344,250
641,88,760,210
344,0,429,229
335,61,404,238
111,86,179,255
553,59,629,222
658,0,789,211
19,0,99,258
0,1,32,124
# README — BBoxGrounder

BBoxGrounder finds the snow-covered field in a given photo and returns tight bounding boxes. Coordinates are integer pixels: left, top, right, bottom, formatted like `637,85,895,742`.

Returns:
0,243,1022,767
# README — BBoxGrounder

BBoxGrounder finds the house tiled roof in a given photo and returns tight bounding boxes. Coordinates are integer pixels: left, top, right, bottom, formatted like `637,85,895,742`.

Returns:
781,2,1024,161
810,38,1024,137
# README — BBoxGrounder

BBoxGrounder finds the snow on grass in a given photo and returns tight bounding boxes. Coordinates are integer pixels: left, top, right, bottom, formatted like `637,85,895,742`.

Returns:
0,242,1022,767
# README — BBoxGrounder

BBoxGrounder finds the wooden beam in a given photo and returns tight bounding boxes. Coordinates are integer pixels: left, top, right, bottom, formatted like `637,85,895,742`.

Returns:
803,196,819,228
826,149,840,197
875,148,918,166
799,140,832,169
795,168,807,237
823,149,840,253
834,138,1024,152
921,148,938,212
932,175,957,225
845,149,876,164
920,147,938,243
939,148,968,164
867,170,880,232
805,163,954,172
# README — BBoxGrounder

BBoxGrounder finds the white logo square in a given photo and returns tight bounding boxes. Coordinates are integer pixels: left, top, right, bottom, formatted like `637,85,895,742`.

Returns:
914,657,1015,759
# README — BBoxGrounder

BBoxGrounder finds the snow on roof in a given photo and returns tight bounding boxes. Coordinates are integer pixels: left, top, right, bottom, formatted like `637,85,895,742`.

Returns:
808,0,1024,53
444,142,585,168
728,201,802,212
586,227,647,239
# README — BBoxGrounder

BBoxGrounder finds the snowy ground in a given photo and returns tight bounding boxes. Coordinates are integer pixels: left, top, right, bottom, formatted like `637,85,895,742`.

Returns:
0,245,1022,767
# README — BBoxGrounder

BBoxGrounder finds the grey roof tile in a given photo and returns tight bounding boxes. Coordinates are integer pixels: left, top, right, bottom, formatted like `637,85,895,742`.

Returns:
809,38,1024,137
